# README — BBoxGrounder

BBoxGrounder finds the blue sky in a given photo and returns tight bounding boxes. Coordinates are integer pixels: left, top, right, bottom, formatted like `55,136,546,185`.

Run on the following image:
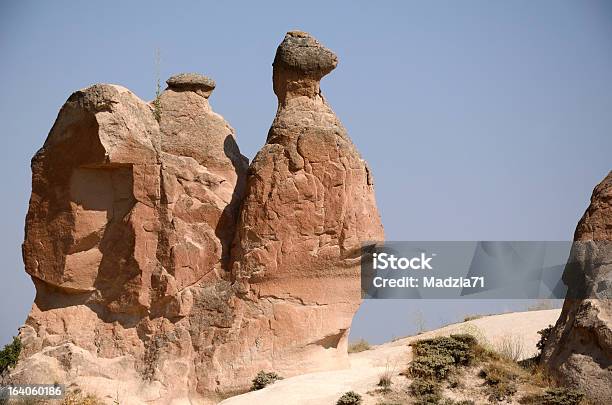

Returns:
1,1,611,345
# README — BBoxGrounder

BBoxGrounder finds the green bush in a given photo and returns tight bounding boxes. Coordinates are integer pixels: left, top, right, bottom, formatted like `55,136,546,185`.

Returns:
250,370,282,391
410,378,441,397
410,335,478,380
410,353,454,379
449,334,478,349
540,388,585,405
0,336,21,374
412,336,474,366
336,391,362,405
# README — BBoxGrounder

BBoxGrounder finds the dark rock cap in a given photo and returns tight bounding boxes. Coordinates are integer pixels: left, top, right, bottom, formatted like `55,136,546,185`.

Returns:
166,73,216,93
273,31,338,78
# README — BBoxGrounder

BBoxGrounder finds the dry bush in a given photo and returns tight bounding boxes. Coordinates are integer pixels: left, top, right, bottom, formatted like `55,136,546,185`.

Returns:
377,360,396,391
458,323,492,351
61,391,103,405
495,335,525,362
348,339,371,353
463,314,484,322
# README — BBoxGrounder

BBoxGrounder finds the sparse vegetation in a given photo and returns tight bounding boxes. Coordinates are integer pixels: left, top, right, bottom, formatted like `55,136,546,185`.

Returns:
366,329,585,405
457,323,492,351
336,390,362,405
495,334,524,362
348,339,371,353
152,48,162,123
479,362,519,402
0,336,21,374
446,373,463,389
409,378,442,404
61,390,103,405
377,360,395,391
519,388,586,405
463,314,484,322
250,370,282,391
540,388,585,405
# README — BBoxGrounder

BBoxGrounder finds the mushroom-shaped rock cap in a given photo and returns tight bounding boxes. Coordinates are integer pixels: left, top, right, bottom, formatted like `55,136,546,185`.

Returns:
166,73,216,97
273,31,338,78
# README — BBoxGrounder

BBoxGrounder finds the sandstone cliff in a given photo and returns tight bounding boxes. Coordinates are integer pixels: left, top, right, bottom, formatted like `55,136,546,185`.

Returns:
542,171,612,404
9,31,383,404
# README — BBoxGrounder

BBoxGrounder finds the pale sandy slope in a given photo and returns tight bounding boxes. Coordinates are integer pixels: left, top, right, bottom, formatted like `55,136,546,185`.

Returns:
220,309,561,405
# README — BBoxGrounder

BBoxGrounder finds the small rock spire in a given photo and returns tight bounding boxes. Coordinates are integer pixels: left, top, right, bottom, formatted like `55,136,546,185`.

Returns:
272,31,338,102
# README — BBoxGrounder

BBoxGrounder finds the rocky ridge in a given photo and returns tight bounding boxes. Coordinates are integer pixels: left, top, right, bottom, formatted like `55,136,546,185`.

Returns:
542,172,612,404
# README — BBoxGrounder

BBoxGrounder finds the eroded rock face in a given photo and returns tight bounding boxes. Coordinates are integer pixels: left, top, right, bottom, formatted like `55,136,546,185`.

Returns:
542,172,612,404
12,32,384,404
230,31,384,372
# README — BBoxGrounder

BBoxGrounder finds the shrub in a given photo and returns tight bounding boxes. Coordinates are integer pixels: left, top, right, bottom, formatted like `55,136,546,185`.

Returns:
413,336,475,366
479,363,517,386
409,334,477,380
0,336,21,374
486,382,517,402
540,388,585,405
463,314,484,322
410,378,441,397
250,370,282,390
495,335,524,362
409,378,442,404
61,391,103,405
377,374,392,390
449,334,478,350
337,391,362,405
479,363,518,402
378,362,394,391
536,325,554,360
348,339,371,353
410,353,454,379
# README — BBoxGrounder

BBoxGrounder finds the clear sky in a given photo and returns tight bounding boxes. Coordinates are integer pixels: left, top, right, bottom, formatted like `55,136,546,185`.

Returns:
1,1,611,346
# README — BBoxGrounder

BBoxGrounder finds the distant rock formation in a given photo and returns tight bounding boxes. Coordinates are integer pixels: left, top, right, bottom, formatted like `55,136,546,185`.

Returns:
10,31,383,404
542,171,612,404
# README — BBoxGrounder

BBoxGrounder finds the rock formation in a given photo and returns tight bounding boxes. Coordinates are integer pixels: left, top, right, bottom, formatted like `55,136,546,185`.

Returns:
10,31,383,404
542,171,612,404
